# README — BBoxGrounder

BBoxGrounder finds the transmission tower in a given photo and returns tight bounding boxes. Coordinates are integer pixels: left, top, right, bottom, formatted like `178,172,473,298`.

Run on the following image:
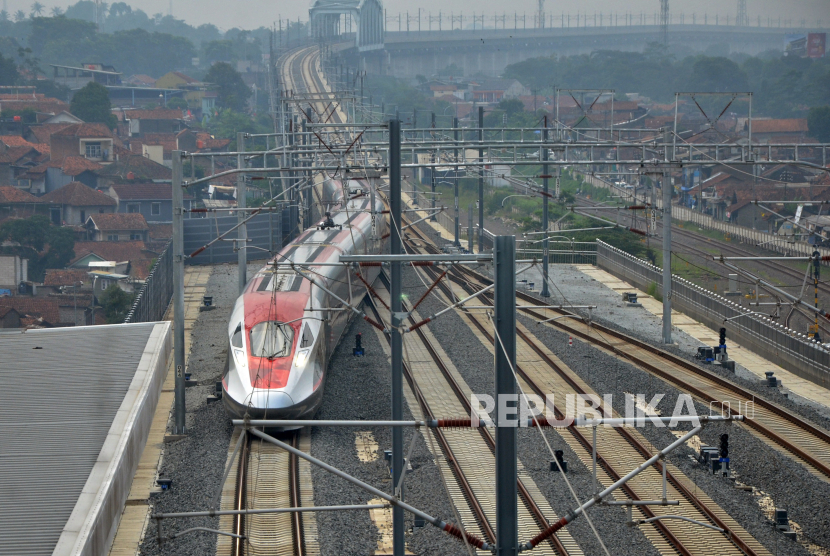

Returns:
660,0,669,44
736,0,748,26
537,0,545,29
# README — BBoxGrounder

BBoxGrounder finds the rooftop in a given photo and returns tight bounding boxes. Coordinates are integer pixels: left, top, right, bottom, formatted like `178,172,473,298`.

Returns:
40,182,117,207
87,212,150,231
29,156,105,177
751,118,809,134
70,240,155,266
52,123,113,138
43,268,91,287
0,186,41,204
111,183,192,201
0,323,170,555
95,155,172,181
0,297,60,324
122,109,184,120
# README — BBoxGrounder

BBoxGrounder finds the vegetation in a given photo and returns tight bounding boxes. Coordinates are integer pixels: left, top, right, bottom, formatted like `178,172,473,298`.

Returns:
503,49,830,118
0,215,75,281
99,283,135,323
808,106,830,142
204,62,251,111
70,82,118,128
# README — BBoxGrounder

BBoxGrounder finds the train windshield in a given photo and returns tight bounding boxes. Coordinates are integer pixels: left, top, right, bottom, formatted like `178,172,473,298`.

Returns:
249,321,295,359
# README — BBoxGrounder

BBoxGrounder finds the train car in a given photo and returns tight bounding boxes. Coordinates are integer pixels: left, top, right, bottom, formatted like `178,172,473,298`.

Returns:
222,177,388,423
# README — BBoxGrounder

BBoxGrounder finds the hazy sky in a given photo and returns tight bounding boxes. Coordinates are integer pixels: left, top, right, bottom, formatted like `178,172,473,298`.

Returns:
7,0,829,31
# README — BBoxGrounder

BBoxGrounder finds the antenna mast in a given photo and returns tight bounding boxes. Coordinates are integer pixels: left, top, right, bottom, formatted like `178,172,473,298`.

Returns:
736,0,748,26
660,0,669,44
537,0,545,29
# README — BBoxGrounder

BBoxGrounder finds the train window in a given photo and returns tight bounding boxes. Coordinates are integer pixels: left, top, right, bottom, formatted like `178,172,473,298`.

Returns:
231,324,243,348
249,321,295,359
300,324,315,348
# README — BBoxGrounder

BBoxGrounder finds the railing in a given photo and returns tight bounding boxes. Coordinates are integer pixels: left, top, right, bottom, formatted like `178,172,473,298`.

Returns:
518,240,597,264
124,240,173,324
579,172,830,262
596,240,830,389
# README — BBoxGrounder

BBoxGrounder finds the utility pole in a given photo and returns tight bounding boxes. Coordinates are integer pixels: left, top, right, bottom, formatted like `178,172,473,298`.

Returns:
660,0,669,44
541,119,550,297
736,0,748,26
304,108,313,228
478,106,484,252
237,133,247,295
468,204,474,253
662,170,672,344
494,235,517,556
172,150,186,435
430,112,436,221
389,119,405,556
454,117,460,247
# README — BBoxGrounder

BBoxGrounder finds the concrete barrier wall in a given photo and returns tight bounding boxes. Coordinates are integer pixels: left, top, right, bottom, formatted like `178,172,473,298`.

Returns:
596,240,830,389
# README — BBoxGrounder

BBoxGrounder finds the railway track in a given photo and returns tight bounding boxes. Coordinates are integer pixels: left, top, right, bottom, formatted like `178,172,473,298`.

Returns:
365,281,581,555
394,221,768,556
575,194,830,334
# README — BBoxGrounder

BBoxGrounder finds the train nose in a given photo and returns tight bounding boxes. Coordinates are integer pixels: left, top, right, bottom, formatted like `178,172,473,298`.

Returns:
250,390,296,410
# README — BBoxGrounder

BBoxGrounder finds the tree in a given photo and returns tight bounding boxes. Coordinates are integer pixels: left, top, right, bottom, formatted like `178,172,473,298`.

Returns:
167,96,187,110
0,10,8,20
30,2,44,17
50,6,63,16
70,82,117,128
0,52,18,86
0,215,76,281
204,61,251,111
496,98,525,117
14,10,26,21
808,106,830,143
99,283,134,323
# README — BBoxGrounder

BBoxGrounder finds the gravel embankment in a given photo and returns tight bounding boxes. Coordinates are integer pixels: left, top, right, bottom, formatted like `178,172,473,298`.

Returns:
139,263,262,556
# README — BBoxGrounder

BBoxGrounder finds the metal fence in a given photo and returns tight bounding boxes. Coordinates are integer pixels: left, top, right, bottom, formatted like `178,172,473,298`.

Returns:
124,240,173,324
596,240,830,389
183,210,295,265
518,240,597,264
580,172,830,261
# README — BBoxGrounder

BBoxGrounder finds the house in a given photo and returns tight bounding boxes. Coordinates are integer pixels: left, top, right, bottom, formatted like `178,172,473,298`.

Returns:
43,268,92,294
94,155,172,188
40,181,116,225
155,71,216,114
0,186,43,221
39,112,84,125
749,119,810,143
51,63,122,90
85,212,150,242
88,266,134,299
0,146,45,188
0,296,60,327
0,135,50,156
130,129,199,165
50,123,116,164
469,79,530,103
109,183,193,222
0,306,22,328
123,74,157,88
120,109,186,137
69,240,158,282
0,92,70,117
0,254,27,292
20,156,104,194
24,123,76,145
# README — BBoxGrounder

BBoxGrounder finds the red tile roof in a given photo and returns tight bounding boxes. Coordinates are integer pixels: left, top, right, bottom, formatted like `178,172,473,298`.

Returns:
88,212,149,231
52,123,113,138
40,182,116,207
751,119,809,134
71,240,154,264
94,155,172,181
30,156,104,177
0,186,41,204
1,146,40,164
43,268,90,286
0,306,20,319
148,223,172,240
28,123,75,143
0,297,60,324
111,183,191,200
0,136,50,155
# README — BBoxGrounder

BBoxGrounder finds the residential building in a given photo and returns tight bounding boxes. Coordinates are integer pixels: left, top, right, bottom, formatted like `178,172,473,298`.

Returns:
0,306,22,328
0,91,70,117
40,182,116,225
749,119,810,143
69,240,158,282
0,254,27,292
43,269,92,294
120,109,186,137
51,63,122,90
109,183,193,222
0,186,43,220
0,146,44,188
94,155,172,188
50,123,116,163
20,156,104,194
469,78,530,103
0,296,60,327
154,71,214,114
85,212,150,242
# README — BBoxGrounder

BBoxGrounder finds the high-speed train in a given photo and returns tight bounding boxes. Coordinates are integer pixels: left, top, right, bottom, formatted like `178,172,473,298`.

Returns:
222,177,388,422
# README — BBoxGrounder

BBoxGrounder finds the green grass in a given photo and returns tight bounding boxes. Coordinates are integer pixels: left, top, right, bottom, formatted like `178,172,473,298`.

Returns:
647,281,662,302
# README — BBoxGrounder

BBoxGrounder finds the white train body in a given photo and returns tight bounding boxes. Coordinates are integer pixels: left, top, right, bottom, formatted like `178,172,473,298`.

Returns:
222,178,387,421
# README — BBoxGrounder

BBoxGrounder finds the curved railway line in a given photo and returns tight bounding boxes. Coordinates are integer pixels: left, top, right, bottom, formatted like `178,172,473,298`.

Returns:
219,43,830,555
